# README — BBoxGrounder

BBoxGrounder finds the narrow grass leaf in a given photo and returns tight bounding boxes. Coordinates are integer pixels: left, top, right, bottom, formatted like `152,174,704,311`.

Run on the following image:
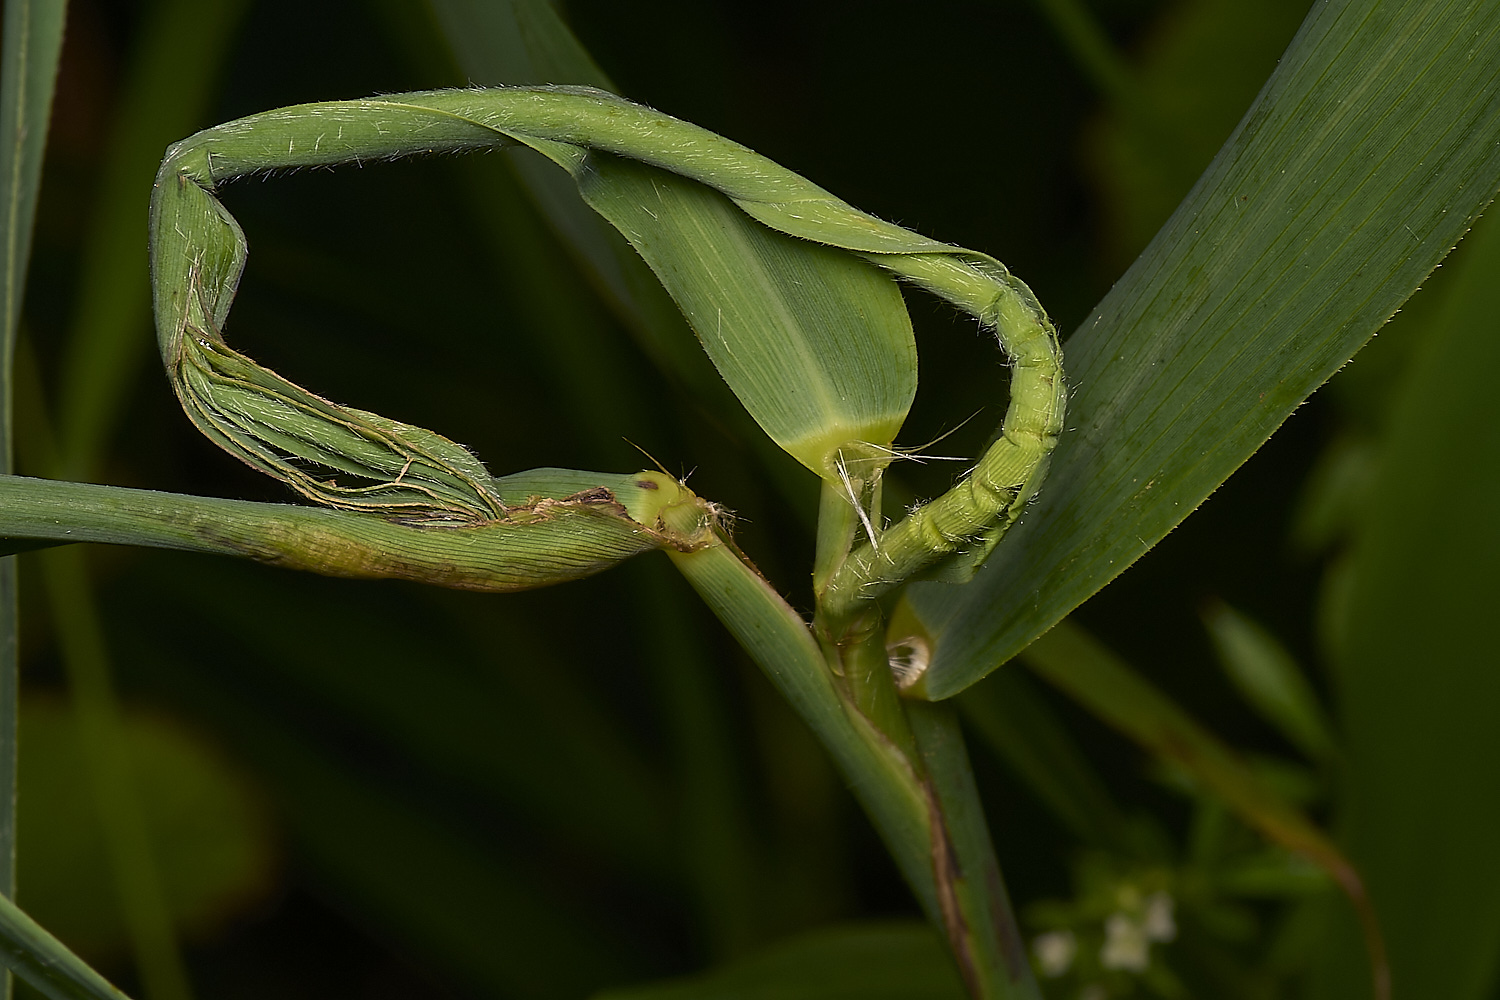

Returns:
0,4,67,992
0,892,131,1000
907,0,1500,698
1200,600,1335,764
53,0,246,481
955,667,1128,851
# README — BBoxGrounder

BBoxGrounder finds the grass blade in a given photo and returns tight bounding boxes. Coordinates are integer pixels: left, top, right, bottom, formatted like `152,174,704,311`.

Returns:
955,668,1127,851
35,547,190,1000
1200,599,1335,765
907,0,1500,697
1310,209,1500,1000
0,892,132,1000
53,0,246,481
0,3,67,997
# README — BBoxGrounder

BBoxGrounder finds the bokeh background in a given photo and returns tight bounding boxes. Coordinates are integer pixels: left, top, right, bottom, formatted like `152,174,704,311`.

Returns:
12,0,1498,997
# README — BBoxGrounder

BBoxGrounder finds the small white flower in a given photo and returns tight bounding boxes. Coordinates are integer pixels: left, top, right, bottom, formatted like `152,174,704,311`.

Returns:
1033,930,1077,977
1143,891,1177,942
1100,912,1150,972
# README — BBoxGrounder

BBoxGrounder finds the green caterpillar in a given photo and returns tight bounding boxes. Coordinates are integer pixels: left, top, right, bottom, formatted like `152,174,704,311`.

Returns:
151,86,1061,603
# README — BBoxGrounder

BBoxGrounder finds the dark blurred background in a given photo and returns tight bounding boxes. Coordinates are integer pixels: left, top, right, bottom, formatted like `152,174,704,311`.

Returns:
16,0,1428,996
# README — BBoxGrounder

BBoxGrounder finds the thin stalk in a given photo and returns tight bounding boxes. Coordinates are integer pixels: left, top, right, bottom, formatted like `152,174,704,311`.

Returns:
908,703,1040,1000
0,473,683,591
0,5,68,999
662,496,1037,998
0,889,133,1000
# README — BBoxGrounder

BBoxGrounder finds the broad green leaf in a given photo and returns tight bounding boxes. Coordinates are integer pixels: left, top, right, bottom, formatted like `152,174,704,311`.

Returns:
1309,208,1500,1000
570,152,915,475
591,921,966,1000
905,0,1500,698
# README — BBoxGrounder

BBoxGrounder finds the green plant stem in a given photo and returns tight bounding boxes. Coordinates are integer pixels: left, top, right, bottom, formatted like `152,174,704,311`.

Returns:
0,889,132,1000
908,703,1040,1000
0,474,680,590
1,4,68,998
661,498,1035,998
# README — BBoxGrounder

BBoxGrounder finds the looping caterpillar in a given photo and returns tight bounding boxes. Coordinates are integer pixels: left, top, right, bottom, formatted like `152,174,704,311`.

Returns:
150,86,1061,602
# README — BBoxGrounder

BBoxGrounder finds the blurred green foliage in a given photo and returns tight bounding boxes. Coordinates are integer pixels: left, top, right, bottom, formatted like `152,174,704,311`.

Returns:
7,0,1498,998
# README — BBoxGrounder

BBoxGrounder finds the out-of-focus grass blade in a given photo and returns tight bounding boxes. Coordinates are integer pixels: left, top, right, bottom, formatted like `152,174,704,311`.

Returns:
30,6,246,996
1019,620,1388,994
119,634,640,998
908,0,1500,698
1200,600,1335,765
591,921,966,1000
1081,0,1312,267
955,666,1128,851
149,559,673,878
0,3,67,994
35,546,192,1000
428,0,609,94
0,892,132,1000
53,0,246,481
1307,211,1500,1000
426,0,715,394
0,0,65,362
